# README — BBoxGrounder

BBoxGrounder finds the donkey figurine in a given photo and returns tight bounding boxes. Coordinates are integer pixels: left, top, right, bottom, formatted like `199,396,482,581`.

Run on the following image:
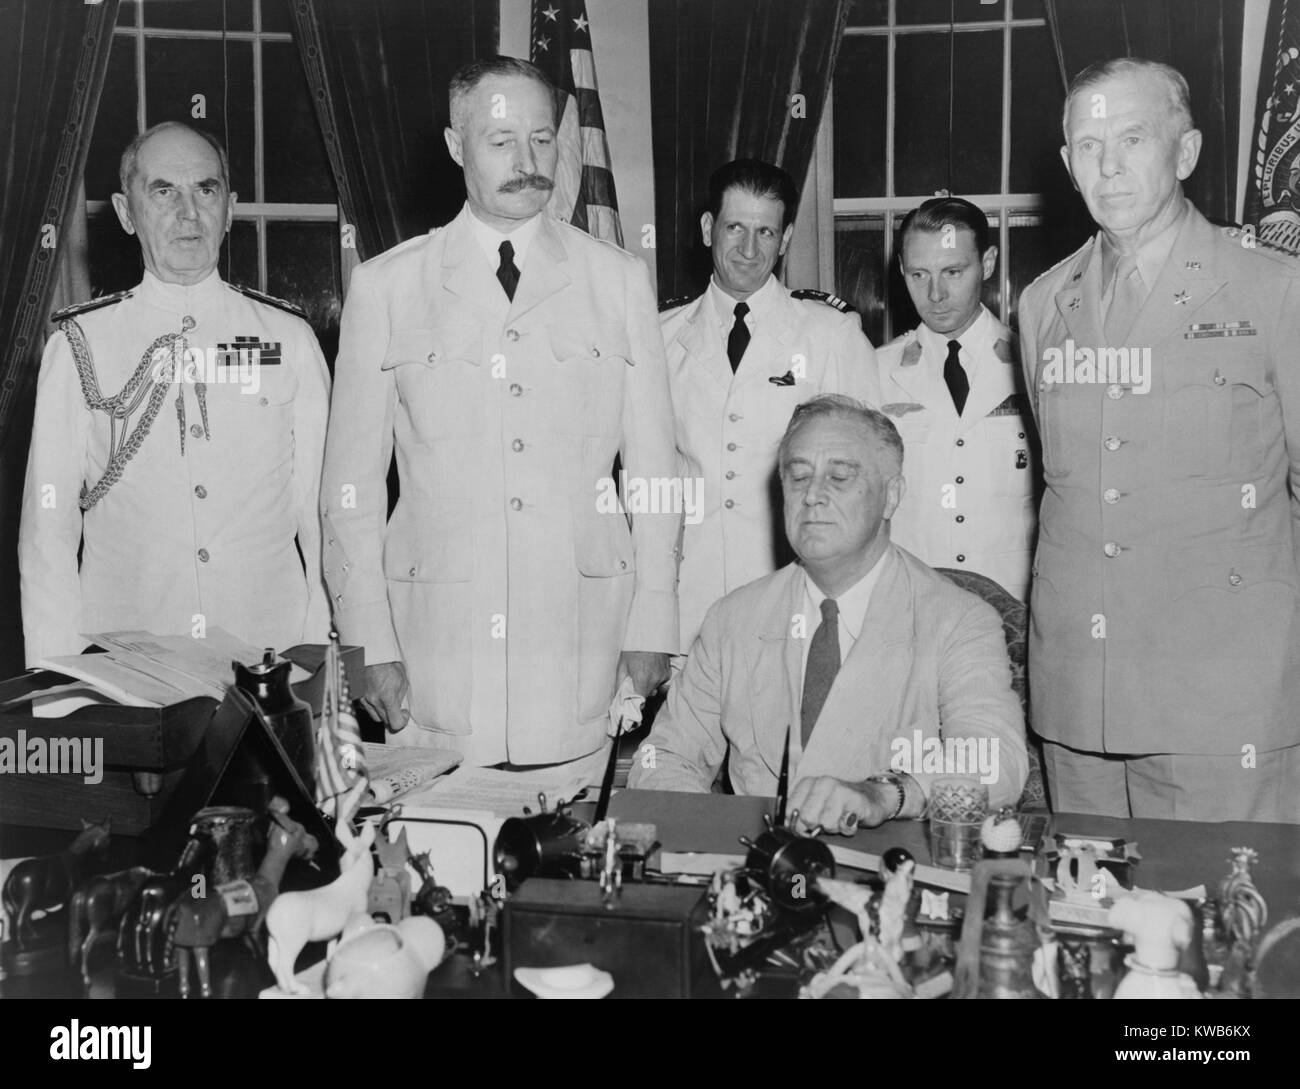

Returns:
2,819,111,949
172,801,318,998
68,866,154,986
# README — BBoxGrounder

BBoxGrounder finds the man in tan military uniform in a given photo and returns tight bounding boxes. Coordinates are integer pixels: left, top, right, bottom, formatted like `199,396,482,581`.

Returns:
1020,58,1300,821
663,159,879,652
321,58,679,773
877,197,1036,600
20,122,331,665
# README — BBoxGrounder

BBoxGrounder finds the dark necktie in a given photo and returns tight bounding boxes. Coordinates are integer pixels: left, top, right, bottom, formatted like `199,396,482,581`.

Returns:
727,302,750,372
801,598,840,746
943,338,969,416
497,240,520,302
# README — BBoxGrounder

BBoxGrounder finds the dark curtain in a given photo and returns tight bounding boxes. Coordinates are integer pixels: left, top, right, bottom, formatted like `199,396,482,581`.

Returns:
648,0,850,302
289,0,498,263
0,0,119,676
1044,0,1245,224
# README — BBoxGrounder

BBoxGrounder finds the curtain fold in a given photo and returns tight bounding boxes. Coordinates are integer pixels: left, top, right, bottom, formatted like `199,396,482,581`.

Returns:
1044,0,1245,224
289,0,498,265
648,0,850,302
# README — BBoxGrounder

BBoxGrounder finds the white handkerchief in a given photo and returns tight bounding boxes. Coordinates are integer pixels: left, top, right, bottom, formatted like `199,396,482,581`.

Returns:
608,674,646,737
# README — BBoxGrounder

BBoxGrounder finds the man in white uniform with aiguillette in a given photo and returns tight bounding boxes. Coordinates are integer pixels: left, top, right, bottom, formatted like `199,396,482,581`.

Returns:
662,159,880,652
876,197,1037,600
20,121,332,665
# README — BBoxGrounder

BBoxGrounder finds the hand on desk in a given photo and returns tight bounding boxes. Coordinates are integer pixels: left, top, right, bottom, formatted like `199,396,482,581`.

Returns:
790,776,894,835
361,661,410,733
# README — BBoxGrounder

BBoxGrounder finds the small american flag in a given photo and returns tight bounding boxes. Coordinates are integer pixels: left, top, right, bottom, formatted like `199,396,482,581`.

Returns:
530,0,624,245
315,635,367,814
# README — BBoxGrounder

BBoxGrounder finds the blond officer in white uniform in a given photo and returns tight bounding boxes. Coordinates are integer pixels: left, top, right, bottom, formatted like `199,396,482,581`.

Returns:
663,159,881,653
876,197,1036,600
19,122,332,665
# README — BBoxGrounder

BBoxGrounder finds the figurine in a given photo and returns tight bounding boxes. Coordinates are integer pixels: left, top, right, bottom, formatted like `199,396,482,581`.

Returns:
2,819,111,949
1108,891,1202,999
877,848,915,964
981,807,1023,857
1218,847,1268,996
264,818,376,994
410,851,454,923
323,915,446,999
68,866,155,987
172,801,319,998
367,826,412,924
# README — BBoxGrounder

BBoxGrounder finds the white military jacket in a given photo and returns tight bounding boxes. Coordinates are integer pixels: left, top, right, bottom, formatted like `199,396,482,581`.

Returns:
662,278,881,651
19,270,333,665
875,307,1036,600
321,206,680,767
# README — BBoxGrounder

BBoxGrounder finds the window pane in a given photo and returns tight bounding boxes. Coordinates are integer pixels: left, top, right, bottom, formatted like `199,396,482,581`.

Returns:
266,221,342,360
222,218,259,288
1013,0,1047,17
118,1,139,26
846,0,889,27
894,30,1003,196
87,35,138,201
834,217,887,347
1010,25,1065,193
833,35,887,198
145,37,256,198
262,41,334,203
260,0,295,33
897,0,1006,24
143,0,254,32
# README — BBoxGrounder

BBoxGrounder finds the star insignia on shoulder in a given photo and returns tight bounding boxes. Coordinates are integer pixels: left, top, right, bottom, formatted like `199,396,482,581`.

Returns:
1173,290,1190,306
1068,297,1081,311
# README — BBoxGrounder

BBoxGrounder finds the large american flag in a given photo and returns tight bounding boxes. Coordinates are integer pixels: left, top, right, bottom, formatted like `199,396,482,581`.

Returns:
530,0,624,245
1244,0,1300,254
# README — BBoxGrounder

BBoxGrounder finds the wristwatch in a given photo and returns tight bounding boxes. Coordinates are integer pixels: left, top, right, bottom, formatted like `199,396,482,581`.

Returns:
864,772,907,822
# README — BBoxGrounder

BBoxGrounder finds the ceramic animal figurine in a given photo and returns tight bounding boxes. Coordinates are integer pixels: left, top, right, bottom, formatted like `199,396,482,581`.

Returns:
172,802,319,998
1109,891,1202,999
2,819,111,949
877,850,916,965
264,819,376,994
368,826,412,923
68,866,154,986
323,914,446,999
117,831,216,978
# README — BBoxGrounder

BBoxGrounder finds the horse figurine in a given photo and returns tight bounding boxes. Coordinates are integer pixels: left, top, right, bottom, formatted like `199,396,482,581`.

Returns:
116,830,215,978
2,819,111,949
172,801,318,998
265,817,375,994
68,866,154,987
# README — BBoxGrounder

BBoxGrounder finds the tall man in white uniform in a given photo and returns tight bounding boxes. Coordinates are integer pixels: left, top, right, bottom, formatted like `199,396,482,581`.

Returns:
20,121,332,665
876,197,1037,600
662,159,880,652
321,58,679,774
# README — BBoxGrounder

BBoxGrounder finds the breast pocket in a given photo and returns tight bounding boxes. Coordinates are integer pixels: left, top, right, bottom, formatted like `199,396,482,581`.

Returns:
381,326,484,440
1163,356,1273,479
980,415,1034,499
207,370,295,471
1033,375,1071,480
546,322,630,437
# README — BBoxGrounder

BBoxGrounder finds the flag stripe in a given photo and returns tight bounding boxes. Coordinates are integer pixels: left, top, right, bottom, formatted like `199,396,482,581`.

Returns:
580,125,610,170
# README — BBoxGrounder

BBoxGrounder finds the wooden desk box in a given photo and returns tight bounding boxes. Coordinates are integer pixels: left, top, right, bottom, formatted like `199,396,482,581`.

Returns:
503,878,720,999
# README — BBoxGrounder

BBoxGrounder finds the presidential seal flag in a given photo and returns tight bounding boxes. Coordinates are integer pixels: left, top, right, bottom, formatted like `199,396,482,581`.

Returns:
1244,0,1300,254
531,0,624,245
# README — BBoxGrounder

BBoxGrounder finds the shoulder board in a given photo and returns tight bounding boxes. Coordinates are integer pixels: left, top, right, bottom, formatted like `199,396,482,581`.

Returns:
790,288,855,314
1222,223,1300,260
50,289,132,324
230,283,306,318
1026,236,1094,291
658,293,699,313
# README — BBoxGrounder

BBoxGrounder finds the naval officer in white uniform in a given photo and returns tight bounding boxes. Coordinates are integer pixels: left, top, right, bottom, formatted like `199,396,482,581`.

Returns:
875,197,1036,600
20,121,332,665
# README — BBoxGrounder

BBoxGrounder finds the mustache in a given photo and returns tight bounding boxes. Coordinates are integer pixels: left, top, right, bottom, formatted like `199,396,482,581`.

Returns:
499,173,554,193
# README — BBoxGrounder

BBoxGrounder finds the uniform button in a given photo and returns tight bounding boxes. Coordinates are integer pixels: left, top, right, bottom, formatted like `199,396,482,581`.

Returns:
729,413,742,422
956,554,966,563
511,438,524,452
1107,384,1124,400
259,397,268,406
590,345,601,358
510,383,523,397
955,515,965,523
197,548,210,563
724,499,735,509
506,329,520,342
956,438,965,447
335,593,343,603
1103,488,1120,504
955,476,964,485
427,351,437,364
1103,542,1121,558
725,470,736,480
194,485,207,499
1228,573,1243,586
1213,372,1226,386
409,566,417,577
1104,436,1122,452
1018,432,1025,440
510,497,523,511
619,560,627,570
191,424,204,438
726,442,737,452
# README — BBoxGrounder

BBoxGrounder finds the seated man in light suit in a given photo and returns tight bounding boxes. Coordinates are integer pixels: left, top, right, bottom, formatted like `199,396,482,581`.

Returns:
630,395,1027,832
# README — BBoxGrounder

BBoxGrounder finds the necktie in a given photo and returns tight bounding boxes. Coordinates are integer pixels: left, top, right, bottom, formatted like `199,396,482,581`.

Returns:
1104,254,1144,344
943,339,969,416
801,598,840,746
497,240,520,302
727,302,751,372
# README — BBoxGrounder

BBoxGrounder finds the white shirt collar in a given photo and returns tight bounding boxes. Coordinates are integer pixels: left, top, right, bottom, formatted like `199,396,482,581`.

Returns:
138,268,225,313
708,273,780,330
802,547,890,644
466,207,543,274
916,304,995,377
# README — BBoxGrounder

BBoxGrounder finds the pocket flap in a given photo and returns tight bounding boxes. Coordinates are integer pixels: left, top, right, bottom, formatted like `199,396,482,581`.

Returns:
383,499,473,583
547,322,633,364
382,327,482,370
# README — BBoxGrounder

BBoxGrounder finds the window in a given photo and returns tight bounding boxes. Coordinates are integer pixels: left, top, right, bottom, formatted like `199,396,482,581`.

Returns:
85,0,342,357
827,0,1092,346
